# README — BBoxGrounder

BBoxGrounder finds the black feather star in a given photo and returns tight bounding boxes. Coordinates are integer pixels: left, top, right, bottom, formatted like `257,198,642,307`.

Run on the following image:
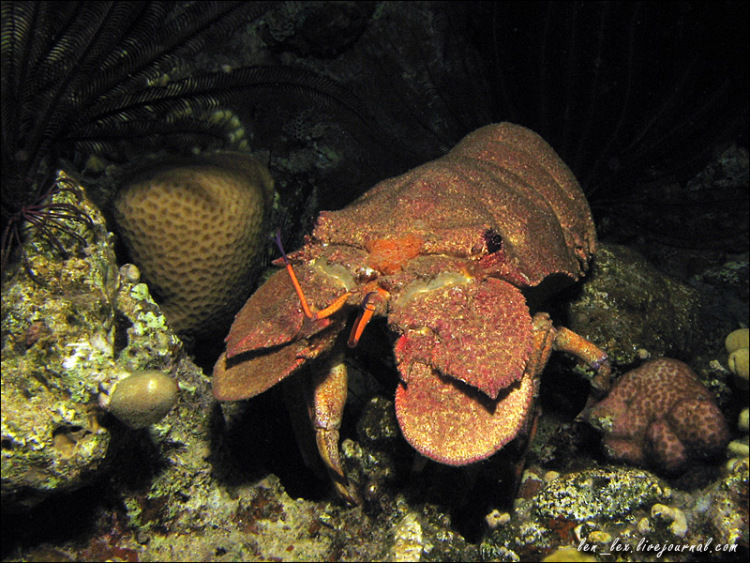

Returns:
1,1,395,279
469,1,748,248
1,1,264,275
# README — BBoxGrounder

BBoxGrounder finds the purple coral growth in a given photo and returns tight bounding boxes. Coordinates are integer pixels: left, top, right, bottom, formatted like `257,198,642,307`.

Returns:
587,358,730,474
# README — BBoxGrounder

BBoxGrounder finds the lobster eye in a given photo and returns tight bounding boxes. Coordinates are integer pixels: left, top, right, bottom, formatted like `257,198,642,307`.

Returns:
483,229,503,254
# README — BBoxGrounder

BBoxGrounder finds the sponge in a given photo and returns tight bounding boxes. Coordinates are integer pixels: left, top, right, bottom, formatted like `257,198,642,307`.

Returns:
106,371,180,429
114,152,274,341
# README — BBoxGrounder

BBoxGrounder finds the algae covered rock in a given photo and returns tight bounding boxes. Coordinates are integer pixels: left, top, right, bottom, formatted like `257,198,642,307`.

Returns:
1,171,190,510
566,243,700,367
533,467,667,522
1,172,118,509
704,456,749,550
480,467,675,561
114,152,275,342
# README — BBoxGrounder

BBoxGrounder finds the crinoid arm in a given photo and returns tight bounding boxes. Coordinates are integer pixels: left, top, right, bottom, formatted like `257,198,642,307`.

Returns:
1,171,94,283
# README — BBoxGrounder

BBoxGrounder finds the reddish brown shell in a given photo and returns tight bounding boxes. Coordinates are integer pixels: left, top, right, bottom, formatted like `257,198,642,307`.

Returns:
311,123,596,286
224,266,344,358
390,277,533,399
212,123,597,470
213,324,342,401
214,264,348,401
394,357,538,465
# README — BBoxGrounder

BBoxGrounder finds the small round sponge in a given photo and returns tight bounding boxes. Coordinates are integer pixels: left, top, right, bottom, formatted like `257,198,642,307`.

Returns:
107,371,179,429
114,153,274,341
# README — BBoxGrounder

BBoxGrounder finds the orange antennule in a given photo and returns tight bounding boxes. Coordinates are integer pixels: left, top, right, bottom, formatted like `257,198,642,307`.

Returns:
348,288,387,348
348,293,376,348
273,229,353,322
315,291,352,319
273,230,314,319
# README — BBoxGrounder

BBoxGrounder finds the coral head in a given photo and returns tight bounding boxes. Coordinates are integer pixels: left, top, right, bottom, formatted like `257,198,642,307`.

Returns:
587,358,729,474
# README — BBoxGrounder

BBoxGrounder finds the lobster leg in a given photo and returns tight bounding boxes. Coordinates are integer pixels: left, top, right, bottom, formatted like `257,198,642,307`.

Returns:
528,314,612,420
526,313,611,394
307,352,362,505
503,314,610,498
552,326,612,396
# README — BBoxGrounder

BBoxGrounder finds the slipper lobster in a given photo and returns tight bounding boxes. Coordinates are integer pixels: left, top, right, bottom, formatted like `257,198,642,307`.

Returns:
213,123,610,504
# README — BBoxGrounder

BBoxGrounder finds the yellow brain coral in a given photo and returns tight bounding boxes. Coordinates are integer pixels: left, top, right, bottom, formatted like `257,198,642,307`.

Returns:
114,152,274,341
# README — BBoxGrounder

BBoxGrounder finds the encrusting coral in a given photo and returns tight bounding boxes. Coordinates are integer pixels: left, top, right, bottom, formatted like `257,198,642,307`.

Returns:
114,152,275,342
586,358,730,474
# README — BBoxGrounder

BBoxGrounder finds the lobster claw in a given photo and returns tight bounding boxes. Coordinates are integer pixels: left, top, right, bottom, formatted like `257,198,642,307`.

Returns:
225,269,321,358
390,277,533,398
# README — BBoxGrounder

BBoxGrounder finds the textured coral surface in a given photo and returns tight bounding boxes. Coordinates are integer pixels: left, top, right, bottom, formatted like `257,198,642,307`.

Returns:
588,358,730,473
114,153,274,341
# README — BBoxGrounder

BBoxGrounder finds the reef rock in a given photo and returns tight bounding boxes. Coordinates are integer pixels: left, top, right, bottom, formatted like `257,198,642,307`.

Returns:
480,466,674,561
0,172,202,511
703,456,749,550
566,243,699,367
1,174,118,509
533,467,667,522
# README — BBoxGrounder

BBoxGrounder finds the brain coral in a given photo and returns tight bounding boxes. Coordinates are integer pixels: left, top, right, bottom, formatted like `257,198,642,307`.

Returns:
114,152,274,341
586,358,730,474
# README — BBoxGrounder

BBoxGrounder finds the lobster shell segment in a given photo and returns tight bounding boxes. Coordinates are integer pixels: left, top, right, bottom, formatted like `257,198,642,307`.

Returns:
311,123,596,287
394,359,537,465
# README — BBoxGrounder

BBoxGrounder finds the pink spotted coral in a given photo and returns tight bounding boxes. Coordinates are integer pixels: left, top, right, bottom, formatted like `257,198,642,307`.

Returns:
587,358,730,473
